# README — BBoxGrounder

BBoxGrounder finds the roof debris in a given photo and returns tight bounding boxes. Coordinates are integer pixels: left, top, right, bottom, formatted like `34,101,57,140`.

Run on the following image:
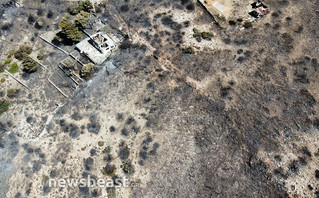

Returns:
198,0,269,28
249,1,269,18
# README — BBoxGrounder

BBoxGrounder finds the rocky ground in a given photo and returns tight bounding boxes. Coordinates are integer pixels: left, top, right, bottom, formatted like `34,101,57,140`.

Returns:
0,0,319,197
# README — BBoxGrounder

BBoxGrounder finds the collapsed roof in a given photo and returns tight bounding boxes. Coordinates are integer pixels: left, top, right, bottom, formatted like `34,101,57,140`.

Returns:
198,0,269,27
75,33,116,65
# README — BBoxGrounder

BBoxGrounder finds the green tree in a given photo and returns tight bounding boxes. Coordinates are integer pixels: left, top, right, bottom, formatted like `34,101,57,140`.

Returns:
22,56,39,73
79,0,93,12
75,11,90,28
59,14,82,42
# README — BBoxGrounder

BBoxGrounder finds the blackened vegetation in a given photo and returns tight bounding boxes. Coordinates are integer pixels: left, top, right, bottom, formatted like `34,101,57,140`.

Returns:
121,128,128,136
103,154,113,162
119,36,140,50
84,157,94,171
79,186,89,196
220,86,232,98
161,16,182,31
28,15,35,24
1,22,12,31
118,143,130,161
116,113,124,121
149,142,160,155
47,10,53,18
71,112,83,120
138,136,159,165
120,4,129,12
87,115,101,134
280,33,294,53
109,126,116,132
90,149,97,156
126,116,135,125
181,0,195,11
61,122,80,139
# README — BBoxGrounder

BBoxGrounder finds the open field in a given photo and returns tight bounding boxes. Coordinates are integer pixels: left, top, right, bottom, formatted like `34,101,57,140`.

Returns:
0,0,319,197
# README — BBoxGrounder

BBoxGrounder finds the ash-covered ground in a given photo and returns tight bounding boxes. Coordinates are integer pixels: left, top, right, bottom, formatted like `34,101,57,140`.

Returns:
0,0,319,197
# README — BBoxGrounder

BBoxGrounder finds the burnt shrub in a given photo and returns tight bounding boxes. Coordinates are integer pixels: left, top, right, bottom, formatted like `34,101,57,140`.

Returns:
119,146,130,160
28,15,35,24
47,10,53,18
120,4,129,12
87,116,100,134
161,16,182,31
63,123,80,138
84,157,94,171
125,116,135,125
1,22,13,31
139,150,148,160
121,128,128,136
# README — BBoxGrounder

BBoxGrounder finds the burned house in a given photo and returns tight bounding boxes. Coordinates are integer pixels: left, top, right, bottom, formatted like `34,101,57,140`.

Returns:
75,32,116,65
198,0,269,27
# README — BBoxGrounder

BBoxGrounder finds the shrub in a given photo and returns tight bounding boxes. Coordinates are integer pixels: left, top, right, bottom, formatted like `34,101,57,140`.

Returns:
103,146,111,153
0,100,9,115
244,22,253,28
37,52,44,60
4,59,11,64
107,188,116,198
98,141,104,147
182,46,195,54
64,58,75,69
193,28,201,37
22,56,39,73
35,19,44,29
20,45,33,54
1,78,5,83
193,28,213,39
7,50,15,58
14,45,33,60
102,164,116,176
9,63,18,73
7,89,19,98
80,63,95,80
95,4,102,13
201,32,214,39
0,64,5,73
121,161,134,174
14,50,24,60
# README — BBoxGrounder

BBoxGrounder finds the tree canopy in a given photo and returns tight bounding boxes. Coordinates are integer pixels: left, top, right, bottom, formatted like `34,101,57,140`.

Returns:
58,13,82,42
75,11,90,28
